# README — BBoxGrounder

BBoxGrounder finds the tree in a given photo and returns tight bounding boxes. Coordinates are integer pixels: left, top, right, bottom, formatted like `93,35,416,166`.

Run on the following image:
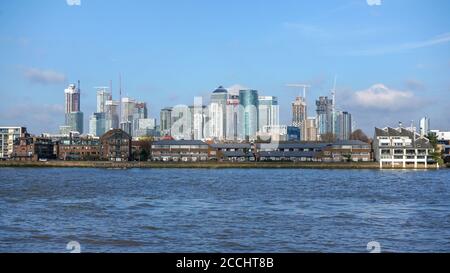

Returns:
139,149,149,161
427,133,444,165
427,133,438,148
343,153,352,162
350,129,370,143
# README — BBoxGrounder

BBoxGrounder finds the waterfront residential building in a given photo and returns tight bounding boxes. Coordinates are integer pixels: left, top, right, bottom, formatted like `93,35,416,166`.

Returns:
151,139,209,162
239,89,259,140
292,96,307,140
0,126,27,159
63,83,84,134
258,96,279,132
99,129,132,161
316,96,333,138
12,135,56,161
56,136,100,161
209,143,254,162
321,140,371,162
256,142,326,162
373,127,434,168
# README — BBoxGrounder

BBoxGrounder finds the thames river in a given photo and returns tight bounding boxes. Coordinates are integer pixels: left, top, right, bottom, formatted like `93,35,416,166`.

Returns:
0,168,449,252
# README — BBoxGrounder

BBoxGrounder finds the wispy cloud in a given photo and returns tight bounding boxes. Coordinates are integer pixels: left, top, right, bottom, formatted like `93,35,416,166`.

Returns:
23,67,66,85
347,32,450,56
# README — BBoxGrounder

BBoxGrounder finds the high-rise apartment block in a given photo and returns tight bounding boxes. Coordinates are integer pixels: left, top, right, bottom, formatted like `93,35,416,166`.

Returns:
63,83,84,134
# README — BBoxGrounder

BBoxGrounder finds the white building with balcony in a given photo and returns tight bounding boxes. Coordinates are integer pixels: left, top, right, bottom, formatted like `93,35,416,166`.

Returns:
0,127,27,159
373,127,434,168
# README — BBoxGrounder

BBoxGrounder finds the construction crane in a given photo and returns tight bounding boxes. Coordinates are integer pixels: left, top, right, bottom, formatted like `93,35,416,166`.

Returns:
286,83,311,99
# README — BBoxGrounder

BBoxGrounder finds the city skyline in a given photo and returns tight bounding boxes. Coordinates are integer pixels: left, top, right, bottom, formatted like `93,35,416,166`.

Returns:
1,0,450,134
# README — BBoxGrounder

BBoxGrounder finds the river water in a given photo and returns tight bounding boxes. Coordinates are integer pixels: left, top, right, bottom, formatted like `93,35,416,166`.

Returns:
0,168,449,252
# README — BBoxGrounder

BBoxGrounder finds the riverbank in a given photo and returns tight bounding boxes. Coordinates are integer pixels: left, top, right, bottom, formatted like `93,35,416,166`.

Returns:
0,160,441,169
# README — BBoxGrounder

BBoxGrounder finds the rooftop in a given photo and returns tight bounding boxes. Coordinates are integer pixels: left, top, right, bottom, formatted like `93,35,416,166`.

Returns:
212,86,228,94
152,140,208,146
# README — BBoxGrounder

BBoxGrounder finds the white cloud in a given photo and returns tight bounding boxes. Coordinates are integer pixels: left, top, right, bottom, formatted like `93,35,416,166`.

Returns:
366,0,382,6
353,84,420,111
23,67,66,85
66,0,81,6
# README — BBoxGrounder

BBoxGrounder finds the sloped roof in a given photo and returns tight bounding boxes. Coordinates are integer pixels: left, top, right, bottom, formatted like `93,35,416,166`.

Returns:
152,140,208,146
210,143,251,149
100,129,131,141
213,86,228,93
414,138,433,148
375,127,388,137
256,142,329,149
332,140,370,146
387,127,402,136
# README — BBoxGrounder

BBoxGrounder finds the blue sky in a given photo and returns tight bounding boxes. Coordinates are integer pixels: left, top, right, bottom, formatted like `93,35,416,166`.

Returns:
1,0,449,134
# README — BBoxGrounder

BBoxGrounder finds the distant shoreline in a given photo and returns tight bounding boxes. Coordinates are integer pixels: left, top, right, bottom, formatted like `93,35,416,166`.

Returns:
0,160,442,170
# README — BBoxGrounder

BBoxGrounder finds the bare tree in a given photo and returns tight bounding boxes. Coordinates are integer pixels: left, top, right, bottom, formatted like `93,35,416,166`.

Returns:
320,133,337,142
350,129,370,143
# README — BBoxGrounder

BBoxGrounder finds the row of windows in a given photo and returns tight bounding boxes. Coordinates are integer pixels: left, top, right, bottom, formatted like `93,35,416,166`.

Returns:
62,146,98,150
152,145,208,149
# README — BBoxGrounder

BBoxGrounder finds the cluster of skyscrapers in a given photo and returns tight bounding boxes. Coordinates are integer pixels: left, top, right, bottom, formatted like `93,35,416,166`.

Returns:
160,85,352,142
59,82,157,138
58,81,352,142
160,87,282,141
